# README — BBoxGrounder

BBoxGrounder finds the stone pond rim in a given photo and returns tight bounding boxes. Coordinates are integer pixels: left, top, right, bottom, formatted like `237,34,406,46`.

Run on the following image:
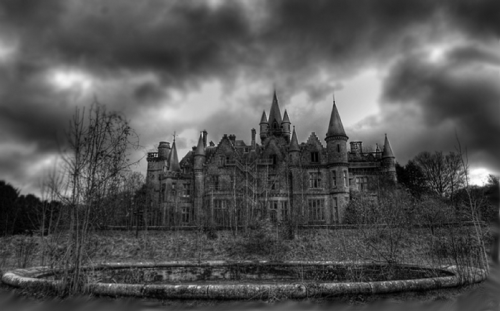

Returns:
1,261,487,300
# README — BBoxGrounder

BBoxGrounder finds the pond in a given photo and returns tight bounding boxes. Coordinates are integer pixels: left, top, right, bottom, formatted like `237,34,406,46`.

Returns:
1,261,486,300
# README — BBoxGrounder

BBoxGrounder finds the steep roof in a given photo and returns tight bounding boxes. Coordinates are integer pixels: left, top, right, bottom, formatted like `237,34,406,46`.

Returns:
169,139,181,172
260,111,268,124
195,132,205,156
268,90,282,127
326,101,347,138
289,126,300,152
382,134,395,158
282,109,290,124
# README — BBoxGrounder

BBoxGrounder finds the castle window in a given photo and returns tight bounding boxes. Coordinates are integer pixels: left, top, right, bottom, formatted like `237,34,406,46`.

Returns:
181,206,191,224
161,184,166,202
273,121,278,129
333,197,339,224
337,144,340,152
343,171,347,187
212,176,220,191
269,201,278,223
311,151,319,163
268,174,278,190
358,177,368,191
270,154,277,165
332,171,337,187
182,183,190,197
309,199,325,222
229,174,235,188
309,172,321,188
281,201,288,222
214,199,228,226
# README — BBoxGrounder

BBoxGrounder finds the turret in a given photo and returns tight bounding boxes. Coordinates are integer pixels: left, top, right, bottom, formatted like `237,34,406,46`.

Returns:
251,128,256,150
194,132,205,170
382,134,397,183
289,126,300,165
268,90,283,136
325,96,348,164
259,111,268,142
158,141,171,159
325,95,350,224
282,110,291,142
193,132,205,225
202,130,208,148
169,138,181,172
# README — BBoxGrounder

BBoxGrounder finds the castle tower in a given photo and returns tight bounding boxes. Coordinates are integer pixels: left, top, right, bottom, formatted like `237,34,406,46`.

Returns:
325,96,349,223
158,141,171,160
259,111,268,143
288,126,300,165
268,90,283,137
382,134,397,183
193,132,205,225
325,97,348,164
169,137,181,172
282,110,291,142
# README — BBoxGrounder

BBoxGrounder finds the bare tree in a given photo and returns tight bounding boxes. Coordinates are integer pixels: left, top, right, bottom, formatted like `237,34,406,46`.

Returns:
413,151,465,201
59,101,139,294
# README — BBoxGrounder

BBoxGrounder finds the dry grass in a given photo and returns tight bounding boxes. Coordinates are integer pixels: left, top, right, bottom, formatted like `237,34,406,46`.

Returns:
0,225,489,273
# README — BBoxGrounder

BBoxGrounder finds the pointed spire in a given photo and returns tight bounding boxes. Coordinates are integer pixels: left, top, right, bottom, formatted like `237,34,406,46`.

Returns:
169,136,181,172
268,90,282,127
260,110,268,124
195,132,205,156
382,134,395,158
289,126,300,152
326,98,347,138
283,109,290,124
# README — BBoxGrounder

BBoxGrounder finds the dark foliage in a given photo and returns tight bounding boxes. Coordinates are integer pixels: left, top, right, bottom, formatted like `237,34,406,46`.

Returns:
0,180,61,236
396,160,431,198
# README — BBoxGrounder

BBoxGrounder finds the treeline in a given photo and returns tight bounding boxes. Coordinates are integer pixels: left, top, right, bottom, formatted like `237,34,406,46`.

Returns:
344,150,499,226
0,181,62,236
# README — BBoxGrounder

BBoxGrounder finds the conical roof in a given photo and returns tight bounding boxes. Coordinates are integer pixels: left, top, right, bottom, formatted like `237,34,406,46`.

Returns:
260,111,268,124
326,101,347,138
382,134,395,158
195,132,205,156
169,138,181,172
289,126,300,152
283,109,290,124
268,90,282,127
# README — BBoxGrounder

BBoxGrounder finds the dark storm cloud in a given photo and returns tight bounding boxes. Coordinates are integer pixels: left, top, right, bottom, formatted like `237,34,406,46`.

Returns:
377,46,500,172
2,0,500,193
0,61,74,153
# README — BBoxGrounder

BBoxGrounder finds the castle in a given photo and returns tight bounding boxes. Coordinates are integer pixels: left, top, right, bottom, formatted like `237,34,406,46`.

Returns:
146,92,396,228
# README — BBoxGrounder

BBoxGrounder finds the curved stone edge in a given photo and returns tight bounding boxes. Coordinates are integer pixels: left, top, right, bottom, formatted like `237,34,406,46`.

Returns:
1,262,487,300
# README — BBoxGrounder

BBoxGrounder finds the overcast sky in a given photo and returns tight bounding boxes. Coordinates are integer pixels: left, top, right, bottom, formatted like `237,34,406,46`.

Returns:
1,0,500,196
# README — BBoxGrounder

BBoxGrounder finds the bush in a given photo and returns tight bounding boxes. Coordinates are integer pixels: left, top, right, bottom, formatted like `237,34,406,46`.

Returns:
237,218,290,260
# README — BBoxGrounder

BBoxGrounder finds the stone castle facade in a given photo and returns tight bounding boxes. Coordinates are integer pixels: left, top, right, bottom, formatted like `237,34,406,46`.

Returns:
146,92,396,227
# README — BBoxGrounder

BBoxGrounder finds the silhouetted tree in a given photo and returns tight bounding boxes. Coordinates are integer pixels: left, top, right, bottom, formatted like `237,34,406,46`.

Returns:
396,160,430,197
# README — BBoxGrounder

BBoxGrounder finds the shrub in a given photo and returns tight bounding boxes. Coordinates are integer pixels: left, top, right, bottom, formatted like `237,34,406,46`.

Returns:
236,218,290,260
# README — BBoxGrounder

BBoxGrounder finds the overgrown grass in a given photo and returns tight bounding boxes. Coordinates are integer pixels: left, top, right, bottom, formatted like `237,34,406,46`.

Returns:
1,225,491,273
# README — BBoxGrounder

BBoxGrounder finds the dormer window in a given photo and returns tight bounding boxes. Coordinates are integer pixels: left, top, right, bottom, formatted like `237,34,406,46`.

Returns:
273,121,278,129
270,154,277,165
311,151,319,163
